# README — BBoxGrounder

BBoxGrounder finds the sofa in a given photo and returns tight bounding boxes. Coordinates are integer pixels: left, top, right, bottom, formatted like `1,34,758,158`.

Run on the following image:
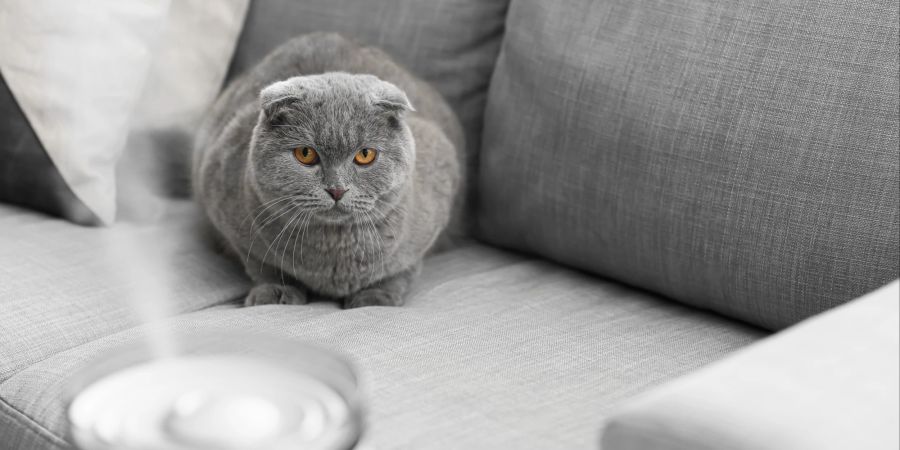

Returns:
1,0,897,449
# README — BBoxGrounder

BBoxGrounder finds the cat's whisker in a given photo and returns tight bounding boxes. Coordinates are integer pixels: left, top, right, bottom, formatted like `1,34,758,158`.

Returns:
380,205,406,240
363,211,387,284
257,205,303,273
277,213,295,287
356,213,376,283
292,211,312,278
255,203,297,232
298,208,315,269
261,206,303,276
240,194,296,231
363,214,379,283
353,213,367,276
372,213,389,281
370,201,403,222
289,211,313,283
242,198,298,260
364,202,404,242
368,221,381,285
244,201,300,266
279,210,307,287
242,198,299,266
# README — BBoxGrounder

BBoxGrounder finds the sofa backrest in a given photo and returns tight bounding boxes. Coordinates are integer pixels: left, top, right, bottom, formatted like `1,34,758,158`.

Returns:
477,0,900,330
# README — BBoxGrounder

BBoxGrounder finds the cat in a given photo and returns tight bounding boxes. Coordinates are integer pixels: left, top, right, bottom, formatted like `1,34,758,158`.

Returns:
193,33,463,308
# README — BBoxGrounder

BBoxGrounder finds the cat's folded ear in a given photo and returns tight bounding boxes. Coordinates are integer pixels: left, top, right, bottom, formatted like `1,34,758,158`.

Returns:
259,78,306,122
372,81,415,113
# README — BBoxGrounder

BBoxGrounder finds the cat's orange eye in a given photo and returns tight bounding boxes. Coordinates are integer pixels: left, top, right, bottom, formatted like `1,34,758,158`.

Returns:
293,146,319,165
354,148,377,165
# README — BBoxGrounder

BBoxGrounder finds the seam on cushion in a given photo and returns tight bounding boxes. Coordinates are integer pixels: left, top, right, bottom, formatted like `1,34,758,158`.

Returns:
2,292,247,384
3,245,513,381
0,395,69,448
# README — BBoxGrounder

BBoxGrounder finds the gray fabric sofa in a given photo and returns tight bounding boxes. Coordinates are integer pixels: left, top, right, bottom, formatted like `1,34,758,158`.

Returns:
2,1,898,449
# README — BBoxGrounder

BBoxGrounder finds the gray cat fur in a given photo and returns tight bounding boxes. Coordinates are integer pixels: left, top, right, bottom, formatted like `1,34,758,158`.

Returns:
193,33,462,308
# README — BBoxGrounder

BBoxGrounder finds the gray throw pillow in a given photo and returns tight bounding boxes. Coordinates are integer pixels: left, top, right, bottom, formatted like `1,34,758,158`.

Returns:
227,0,510,228
477,0,899,330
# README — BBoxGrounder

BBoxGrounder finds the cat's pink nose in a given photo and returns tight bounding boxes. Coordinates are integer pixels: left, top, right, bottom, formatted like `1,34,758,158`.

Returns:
325,188,347,201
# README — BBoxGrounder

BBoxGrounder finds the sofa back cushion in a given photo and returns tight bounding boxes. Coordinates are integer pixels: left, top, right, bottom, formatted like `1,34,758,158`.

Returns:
477,0,899,330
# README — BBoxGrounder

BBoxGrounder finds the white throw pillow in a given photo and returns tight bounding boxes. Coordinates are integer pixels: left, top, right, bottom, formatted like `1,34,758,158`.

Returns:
0,0,248,224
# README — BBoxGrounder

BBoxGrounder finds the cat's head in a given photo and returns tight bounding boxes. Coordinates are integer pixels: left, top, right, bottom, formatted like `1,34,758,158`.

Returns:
249,72,415,223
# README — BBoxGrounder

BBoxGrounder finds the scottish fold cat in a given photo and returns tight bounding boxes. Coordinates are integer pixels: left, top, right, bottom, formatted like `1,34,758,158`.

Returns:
193,33,462,308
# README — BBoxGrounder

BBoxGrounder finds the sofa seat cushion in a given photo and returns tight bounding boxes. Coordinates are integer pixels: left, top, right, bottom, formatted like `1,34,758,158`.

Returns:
0,236,764,449
0,201,251,383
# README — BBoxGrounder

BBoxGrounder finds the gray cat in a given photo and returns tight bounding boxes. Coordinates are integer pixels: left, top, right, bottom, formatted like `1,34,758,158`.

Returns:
193,33,463,308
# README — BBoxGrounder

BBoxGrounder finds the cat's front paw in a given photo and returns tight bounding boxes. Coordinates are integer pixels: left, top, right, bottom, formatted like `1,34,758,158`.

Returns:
344,288,405,309
245,284,308,307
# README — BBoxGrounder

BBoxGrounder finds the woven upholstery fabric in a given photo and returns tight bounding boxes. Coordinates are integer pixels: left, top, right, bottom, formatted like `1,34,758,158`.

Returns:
0,397,67,450
0,243,764,450
478,0,900,330
228,0,510,225
0,201,250,384
602,280,899,450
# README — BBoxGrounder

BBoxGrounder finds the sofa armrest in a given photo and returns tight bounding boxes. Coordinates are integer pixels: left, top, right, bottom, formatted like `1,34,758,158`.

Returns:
601,280,899,450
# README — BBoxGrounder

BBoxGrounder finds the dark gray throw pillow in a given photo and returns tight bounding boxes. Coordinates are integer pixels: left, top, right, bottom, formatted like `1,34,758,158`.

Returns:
478,0,899,330
227,0,510,229
0,73,99,225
